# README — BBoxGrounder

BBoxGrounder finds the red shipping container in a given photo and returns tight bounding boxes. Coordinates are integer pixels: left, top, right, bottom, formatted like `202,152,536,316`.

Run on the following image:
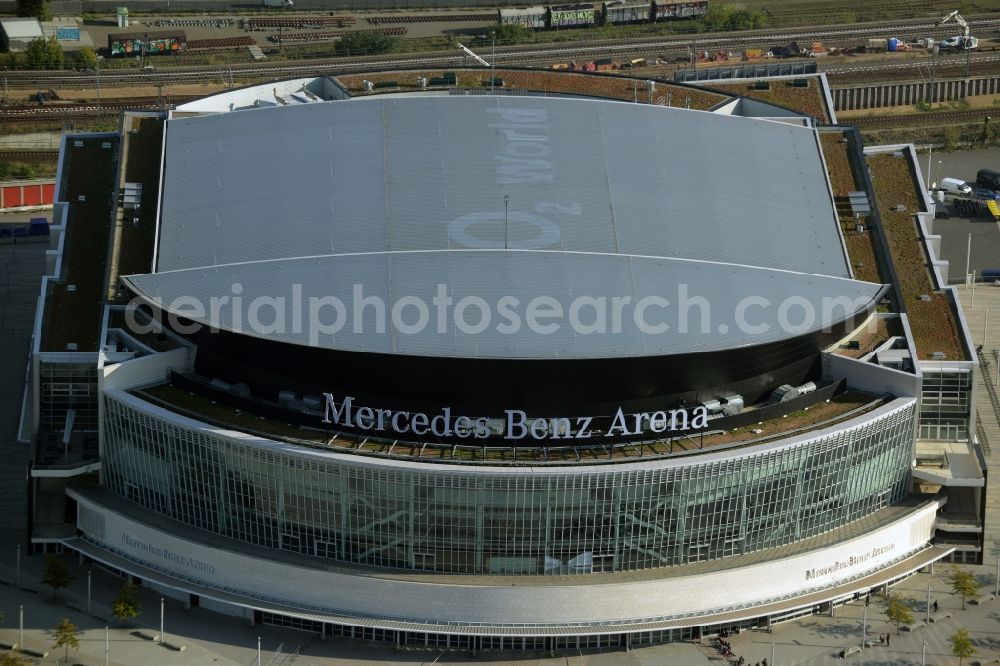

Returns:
41,183,54,204
3,185,22,208
22,185,41,206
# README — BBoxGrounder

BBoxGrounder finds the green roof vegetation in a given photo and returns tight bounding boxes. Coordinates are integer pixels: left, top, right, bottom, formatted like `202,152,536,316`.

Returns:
42,136,118,352
867,152,966,361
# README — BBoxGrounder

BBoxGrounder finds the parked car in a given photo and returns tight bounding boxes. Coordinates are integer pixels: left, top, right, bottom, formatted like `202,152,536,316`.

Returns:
977,169,1000,191
973,188,1000,200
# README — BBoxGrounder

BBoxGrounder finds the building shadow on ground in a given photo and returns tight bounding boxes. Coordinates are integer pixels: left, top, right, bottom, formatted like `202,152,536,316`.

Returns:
792,620,862,639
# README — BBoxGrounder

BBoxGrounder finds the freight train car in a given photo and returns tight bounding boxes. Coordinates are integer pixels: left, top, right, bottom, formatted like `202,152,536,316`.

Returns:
549,3,597,28
497,6,548,28
652,0,708,20
602,0,649,24
498,0,706,31
108,30,185,56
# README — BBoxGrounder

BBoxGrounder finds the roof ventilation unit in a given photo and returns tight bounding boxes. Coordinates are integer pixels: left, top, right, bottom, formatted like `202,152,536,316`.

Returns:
209,378,232,393
278,390,297,407
362,80,374,92
701,398,723,413
768,384,799,404
721,394,743,416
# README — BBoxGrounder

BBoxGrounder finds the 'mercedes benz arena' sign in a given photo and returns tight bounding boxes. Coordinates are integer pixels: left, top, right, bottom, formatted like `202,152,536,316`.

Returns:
804,544,895,581
322,393,709,441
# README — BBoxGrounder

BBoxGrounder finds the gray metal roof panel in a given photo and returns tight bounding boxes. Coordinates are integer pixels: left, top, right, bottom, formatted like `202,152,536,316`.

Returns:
157,95,848,276
125,250,881,359
147,95,868,359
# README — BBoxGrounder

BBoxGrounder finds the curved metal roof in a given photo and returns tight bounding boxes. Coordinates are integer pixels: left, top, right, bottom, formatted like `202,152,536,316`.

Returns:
138,95,874,359
125,250,883,359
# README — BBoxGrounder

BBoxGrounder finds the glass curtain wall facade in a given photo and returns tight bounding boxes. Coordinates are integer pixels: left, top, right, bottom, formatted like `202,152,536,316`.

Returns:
40,361,99,431
918,369,972,441
102,395,915,575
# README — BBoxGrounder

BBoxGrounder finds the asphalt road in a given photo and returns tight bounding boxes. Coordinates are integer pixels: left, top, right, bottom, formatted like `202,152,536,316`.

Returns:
0,238,46,531
923,146,1000,280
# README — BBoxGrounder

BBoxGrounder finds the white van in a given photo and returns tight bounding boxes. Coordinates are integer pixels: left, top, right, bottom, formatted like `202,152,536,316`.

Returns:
941,177,973,195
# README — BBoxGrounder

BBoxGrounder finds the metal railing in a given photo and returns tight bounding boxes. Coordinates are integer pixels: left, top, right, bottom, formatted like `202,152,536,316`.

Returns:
976,347,1000,456
977,413,992,457
915,451,950,469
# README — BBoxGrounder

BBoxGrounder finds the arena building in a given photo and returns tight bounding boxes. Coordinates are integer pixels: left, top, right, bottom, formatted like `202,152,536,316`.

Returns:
22,71,986,652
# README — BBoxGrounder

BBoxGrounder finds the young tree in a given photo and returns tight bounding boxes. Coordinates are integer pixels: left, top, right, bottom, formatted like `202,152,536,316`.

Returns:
23,37,63,70
15,0,50,21
950,566,980,609
950,628,976,666
52,617,79,663
337,31,397,55
699,4,734,31
40,555,76,600
883,593,914,634
492,23,533,45
74,46,97,70
943,125,961,152
112,583,141,625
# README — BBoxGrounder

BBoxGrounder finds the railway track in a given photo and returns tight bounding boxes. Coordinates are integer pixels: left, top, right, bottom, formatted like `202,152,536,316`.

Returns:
0,150,60,159
0,14,998,88
0,97,193,117
850,108,997,128
365,13,494,24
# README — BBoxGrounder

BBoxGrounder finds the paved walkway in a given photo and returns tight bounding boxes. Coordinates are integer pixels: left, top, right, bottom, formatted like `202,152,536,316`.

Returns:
955,283,1000,569
1,543,999,665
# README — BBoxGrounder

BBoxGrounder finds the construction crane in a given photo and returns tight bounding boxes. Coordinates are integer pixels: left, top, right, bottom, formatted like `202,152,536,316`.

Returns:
457,41,500,93
937,9,975,76
456,43,490,68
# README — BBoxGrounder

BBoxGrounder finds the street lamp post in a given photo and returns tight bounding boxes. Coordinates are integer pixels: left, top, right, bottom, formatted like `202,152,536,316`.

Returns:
19,605,23,650
922,639,927,666
87,570,92,615
927,580,931,624
861,603,867,650
966,232,972,282
258,636,262,665
159,597,164,644
96,55,102,118
105,625,109,666
926,146,933,189
504,195,509,250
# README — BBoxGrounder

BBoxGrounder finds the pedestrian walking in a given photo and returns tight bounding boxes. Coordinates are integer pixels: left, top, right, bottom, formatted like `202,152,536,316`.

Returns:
886,633,891,647
933,600,939,612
